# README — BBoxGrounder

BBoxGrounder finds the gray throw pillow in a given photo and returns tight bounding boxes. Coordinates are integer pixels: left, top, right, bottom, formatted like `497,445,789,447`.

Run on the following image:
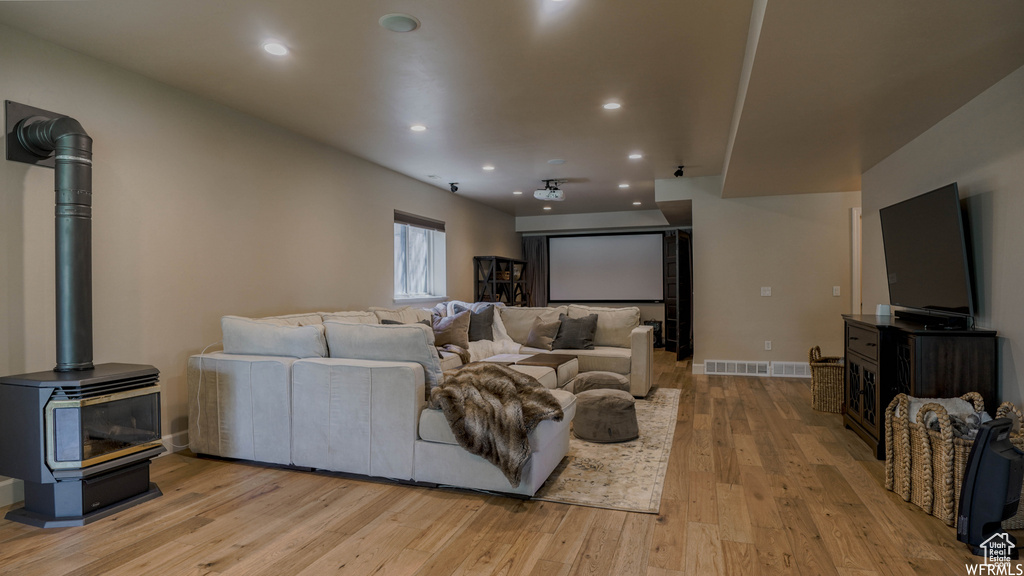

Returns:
432,310,471,349
552,313,597,350
525,317,561,351
453,303,494,341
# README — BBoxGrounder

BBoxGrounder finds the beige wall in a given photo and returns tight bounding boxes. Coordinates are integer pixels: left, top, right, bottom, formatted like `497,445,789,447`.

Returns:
861,64,1024,404
657,176,860,367
0,24,520,449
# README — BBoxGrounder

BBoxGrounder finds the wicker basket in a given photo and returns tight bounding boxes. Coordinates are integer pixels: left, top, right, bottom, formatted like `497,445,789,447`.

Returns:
911,393,985,524
925,400,1024,528
883,392,984,522
885,393,1024,528
809,346,844,413
884,394,913,503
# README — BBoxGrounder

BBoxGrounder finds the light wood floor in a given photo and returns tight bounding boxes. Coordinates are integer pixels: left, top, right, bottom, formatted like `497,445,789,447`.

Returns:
0,350,1010,575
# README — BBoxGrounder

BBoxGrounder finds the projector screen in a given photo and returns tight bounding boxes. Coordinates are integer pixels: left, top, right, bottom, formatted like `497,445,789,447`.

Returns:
548,233,664,302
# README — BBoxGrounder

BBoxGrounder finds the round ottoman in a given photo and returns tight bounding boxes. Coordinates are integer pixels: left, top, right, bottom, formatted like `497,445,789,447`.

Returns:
571,371,630,394
573,388,639,443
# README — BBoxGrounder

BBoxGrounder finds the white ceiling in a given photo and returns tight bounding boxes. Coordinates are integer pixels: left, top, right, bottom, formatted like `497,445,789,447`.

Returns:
1,0,1022,216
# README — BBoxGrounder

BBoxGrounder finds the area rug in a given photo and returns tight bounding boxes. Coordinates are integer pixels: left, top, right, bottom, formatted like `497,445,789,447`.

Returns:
532,387,680,514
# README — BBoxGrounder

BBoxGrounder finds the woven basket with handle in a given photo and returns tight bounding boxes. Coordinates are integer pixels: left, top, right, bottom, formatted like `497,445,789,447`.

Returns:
911,393,985,524
884,394,913,503
809,346,844,413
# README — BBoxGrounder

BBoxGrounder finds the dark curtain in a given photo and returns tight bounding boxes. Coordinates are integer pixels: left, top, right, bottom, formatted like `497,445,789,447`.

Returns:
522,236,548,307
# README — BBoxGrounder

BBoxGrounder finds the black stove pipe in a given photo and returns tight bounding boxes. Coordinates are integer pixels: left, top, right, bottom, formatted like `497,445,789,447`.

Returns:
16,116,93,372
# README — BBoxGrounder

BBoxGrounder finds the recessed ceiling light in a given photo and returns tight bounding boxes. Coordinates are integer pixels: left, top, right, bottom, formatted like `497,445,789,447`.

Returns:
547,159,566,165
482,165,495,171
410,124,427,132
618,183,630,189
544,206,552,210
262,41,288,56
633,201,642,205
379,13,421,33
628,153,643,159
603,102,621,110
513,191,523,195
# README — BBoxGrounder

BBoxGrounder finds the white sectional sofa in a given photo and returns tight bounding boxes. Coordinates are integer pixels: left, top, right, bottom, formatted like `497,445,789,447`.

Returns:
186,302,652,496
493,304,654,398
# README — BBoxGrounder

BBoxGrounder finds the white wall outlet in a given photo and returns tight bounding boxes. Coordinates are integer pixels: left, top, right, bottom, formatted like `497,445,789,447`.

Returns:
761,286,772,297
833,286,841,296
764,340,772,351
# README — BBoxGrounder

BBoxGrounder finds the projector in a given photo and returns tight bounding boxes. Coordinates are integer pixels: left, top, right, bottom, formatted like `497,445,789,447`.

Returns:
534,187,564,201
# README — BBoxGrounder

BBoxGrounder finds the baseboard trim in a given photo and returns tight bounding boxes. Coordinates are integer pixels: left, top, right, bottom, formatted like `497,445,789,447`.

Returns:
692,363,704,375
0,477,25,508
161,431,189,455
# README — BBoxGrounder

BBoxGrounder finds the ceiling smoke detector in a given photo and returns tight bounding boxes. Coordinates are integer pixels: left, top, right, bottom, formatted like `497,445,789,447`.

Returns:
534,179,565,201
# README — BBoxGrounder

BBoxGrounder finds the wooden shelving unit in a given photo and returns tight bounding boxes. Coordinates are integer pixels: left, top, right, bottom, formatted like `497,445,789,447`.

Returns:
474,256,527,305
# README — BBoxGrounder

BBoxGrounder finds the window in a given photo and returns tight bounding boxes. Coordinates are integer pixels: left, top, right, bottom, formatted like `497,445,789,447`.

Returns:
394,211,446,300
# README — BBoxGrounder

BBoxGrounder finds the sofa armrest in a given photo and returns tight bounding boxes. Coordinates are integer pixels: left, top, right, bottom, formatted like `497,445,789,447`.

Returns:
629,325,654,397
290,358,425,480
187,352,297,465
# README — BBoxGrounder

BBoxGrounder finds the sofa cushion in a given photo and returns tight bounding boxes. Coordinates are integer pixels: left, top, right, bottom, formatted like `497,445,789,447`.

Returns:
257,312,324,326
222,316,328,358
520,346,631,375
371,306,433,325
525,317,561,351
432,310,471,349
324,321,443,393
508,364,558,389
467,338,523,362
552,313,597,350
567,305,640,348
321,311,379,324
380,318,431,326
418,388,576,447
453,303,494,342
500,306,567,344
439,351,464,371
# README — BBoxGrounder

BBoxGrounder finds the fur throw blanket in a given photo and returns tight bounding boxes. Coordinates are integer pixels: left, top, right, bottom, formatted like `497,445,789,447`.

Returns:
437,343,471,365
429,363,564,487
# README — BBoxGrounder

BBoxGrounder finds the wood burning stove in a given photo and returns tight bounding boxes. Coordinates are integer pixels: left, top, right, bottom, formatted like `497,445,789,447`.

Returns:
1,102,165,527
0,364,164,527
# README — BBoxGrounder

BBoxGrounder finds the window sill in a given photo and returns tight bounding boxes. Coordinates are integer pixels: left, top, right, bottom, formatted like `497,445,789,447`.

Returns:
393,296,448,305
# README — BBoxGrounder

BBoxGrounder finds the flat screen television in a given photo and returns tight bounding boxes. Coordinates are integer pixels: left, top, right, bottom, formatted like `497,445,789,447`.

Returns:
879,183,975,327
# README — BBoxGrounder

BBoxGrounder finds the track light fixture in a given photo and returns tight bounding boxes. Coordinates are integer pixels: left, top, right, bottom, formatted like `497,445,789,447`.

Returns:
449,182,459,193
674,165,685,178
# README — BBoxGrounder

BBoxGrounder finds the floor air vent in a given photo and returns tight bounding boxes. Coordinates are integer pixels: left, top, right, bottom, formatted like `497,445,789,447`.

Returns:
770,361,812,378
704,360,770,376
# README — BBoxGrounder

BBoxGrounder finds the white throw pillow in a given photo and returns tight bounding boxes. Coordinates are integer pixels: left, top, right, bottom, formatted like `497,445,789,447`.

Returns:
323,321,443,393
567,305,640,348
222,316,328,358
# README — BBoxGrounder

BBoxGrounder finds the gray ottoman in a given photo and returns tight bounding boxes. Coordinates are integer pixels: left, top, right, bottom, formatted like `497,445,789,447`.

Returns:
573,388,639,443
571,371,630,394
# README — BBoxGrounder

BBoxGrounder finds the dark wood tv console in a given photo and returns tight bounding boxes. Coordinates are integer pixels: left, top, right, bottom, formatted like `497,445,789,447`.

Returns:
842,314,997,460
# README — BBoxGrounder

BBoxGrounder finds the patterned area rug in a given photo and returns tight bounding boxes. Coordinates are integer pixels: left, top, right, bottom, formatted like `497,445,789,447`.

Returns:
532,387,680,514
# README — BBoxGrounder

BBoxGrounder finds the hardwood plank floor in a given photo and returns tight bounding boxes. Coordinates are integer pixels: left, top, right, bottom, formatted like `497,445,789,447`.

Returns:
0,350,1013,575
